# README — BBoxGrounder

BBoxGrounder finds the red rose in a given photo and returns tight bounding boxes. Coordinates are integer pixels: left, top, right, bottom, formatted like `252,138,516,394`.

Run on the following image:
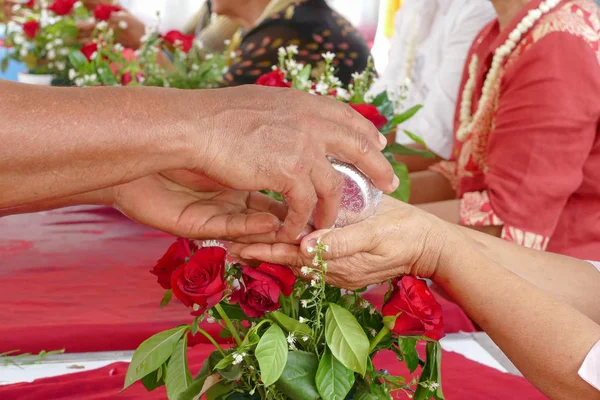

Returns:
121,71,144,86
150,238,192,290
382,276,444,340
349,103,388,130
93,4,121,21
80,42,98,61
23,21,40,40
232,263,296,318
48,0,77,15
26,0,35,8
162,30,195,53
256,69,291,88
171,246,227,316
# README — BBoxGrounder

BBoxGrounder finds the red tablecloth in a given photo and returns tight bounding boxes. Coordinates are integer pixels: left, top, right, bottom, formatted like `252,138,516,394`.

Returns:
0,207,474,354
0,344,547,399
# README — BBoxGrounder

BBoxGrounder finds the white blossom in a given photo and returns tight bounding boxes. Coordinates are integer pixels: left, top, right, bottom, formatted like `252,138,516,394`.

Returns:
68,69,77,81
74,1,83,8
56,62,65,71
11,4,21,12
19,48,28,57
299,317,306,323
114,43,124,52
370,329,377,337
232,352,246,365
369,307,377,315
301,300,309,308
315,81,329,95
321,52,335,61
47,49,56,60
300,266,310,276
206,316,216,324
13,35,25,45
118,20,128,30
53,38,63,46
306,246,315,254
310,279,318,287
224,39,231,46
229,51,237,59
90,51,98,60
302,335,310,342
286,333,296,346
59,48,69,56
278,47,287,57
312,255,320,267
75,78,84,86
96,21,108,31
286,44,298,54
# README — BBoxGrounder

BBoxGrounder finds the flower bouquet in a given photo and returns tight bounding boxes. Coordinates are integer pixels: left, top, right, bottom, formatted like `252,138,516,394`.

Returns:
67,10,225,88
256,46,435,202
123,239,444,400
1,0,88,83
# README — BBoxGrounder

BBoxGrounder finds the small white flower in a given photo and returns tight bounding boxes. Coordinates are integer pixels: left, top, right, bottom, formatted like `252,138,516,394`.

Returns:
310,279,318,287
68,69,77,80
74,1,83,8
75,78,84,86
301,300,309,308
206,316,216,323
45,42,54,51
53,38,63,46
90,73,97,81
300,266,310,276
312,255,320,267
321,52,335,61
286,44,298,55
315,81,329,95
47,49,56,60
278,47,287,57
307,246,315,254
299,317,306,323
11,4,21,12
229,51,237,59
48,62,54,69
361,300,370,309
205,53,214,60
114,43,124,52
351,71,362,80
370,329,377,337
90,51,98,60
59,48,69,56
192,64,199,71
286,333,296,346
369,307,377,315
323,244,330,252
56,62,65,71
19,48,28,57
271,65,277,71
232,352,245,365
224,39,231,46
13,35,25,45
118,20,128,30
308,89,316,95
302,336,310,342
96,21,108,31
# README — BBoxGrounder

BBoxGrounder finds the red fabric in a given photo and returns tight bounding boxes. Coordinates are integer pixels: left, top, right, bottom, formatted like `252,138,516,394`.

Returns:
0,344,548,399
444,0,600,259
0,207,474,354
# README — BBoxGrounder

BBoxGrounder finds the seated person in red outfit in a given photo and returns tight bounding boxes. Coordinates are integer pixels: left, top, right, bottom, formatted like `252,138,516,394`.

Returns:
214,0,372,86
405,0,600,260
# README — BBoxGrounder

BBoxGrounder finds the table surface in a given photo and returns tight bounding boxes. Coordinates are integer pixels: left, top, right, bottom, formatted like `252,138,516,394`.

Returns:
0,332,521,386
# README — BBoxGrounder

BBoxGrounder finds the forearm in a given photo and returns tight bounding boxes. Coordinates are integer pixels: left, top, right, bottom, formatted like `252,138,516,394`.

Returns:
0,81,201,209
408,170,455,205
458,225,600,323
434,232,600,399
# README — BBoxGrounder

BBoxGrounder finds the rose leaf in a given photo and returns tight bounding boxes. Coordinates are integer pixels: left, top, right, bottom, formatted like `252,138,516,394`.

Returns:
255,324,288,387
165,335,193,400
325,303,370,376
315,348,355,400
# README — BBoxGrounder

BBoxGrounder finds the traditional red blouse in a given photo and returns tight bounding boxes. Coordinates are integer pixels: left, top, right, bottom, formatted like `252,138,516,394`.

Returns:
431,0,600,259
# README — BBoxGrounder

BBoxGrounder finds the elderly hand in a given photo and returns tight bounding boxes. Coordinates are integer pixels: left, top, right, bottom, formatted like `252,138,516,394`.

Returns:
233,196,457,289
112,173,288,240
77,10,145,49
193,86,398,243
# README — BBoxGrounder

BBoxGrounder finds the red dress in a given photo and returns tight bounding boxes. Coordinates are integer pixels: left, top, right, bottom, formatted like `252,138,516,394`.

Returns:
431,0,600,259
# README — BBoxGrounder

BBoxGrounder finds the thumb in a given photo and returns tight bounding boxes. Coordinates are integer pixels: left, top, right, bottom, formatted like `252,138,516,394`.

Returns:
300,224,372,260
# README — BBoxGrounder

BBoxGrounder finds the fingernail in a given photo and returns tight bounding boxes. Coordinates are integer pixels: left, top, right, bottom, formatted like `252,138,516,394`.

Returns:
392,174,400,190
379,134,387,149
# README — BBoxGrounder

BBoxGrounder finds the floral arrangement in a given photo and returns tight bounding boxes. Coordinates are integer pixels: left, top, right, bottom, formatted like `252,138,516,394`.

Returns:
1,0,87,79
256,46,435,202
123,239,444,400
67,10,225,88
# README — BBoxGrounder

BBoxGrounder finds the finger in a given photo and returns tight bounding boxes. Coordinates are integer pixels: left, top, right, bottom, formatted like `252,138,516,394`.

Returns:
239,243,306,267
246,191,288,221
300,223,373,260
310,158,344,229
278,176,318,242
195,212,281,239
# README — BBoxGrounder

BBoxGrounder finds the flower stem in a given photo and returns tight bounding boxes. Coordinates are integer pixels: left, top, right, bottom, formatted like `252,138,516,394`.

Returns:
196,327,227,357
215,303,243,346
369,326,390,353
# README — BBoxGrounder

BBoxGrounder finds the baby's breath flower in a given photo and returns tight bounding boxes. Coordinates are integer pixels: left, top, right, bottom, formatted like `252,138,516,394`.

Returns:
312,255,320,267
118,20,128,30
321,52,335,61
370,329,377,337
299,317,306,323
286,44,298,54
232,352,246,365
302,335,310,342
301,300,309,308
300,266,310,276
278,47,287,57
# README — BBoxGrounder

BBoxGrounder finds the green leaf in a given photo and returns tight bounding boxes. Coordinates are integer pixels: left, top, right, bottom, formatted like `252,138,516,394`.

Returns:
386,105,422,129
161,289,173,309
141,365,165,392
205,380,233,400
398,337,419,373
68,48,88,70
218,362,243,381
371,91,388,107
402,130,427,147
166,336,193,400
275,351,320,400
382,315,397,331
386,143,435,159
98,66,117,86
296,64,312,84
214,354,234,371
1,57,8,73
325,303,370,376
255,324,288,387
123,326,188,390
178,352,224,400
269,311,312,337
315,349,355,400
414,342,444,400
215,303,249,321
388,160,411,203
191,317,200,336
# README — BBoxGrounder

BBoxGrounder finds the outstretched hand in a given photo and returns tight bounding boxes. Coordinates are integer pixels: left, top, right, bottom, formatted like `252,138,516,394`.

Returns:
231,196,454,289
113,172,289,240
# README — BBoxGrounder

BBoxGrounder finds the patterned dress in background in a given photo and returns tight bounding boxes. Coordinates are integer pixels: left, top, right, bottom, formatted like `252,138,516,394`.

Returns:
223,0,372,86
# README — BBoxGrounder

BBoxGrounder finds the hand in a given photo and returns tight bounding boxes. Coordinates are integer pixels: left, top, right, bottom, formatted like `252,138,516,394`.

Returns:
233,196,455,289
192,86,399,242
112,173,288,240
81,0,121,9
77,10,145,50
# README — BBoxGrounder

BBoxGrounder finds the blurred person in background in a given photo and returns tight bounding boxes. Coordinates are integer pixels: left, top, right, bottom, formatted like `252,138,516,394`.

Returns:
368,0,495,172
212,0,371,86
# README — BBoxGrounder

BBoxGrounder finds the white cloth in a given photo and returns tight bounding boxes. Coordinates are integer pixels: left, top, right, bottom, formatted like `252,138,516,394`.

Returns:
369,0,495,159
589,261,600,272
579,340,600,391
122,0,203,32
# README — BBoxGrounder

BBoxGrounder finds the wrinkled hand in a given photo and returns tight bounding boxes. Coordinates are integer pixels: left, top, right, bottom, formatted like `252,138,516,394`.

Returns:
112,173,288,240
193,86,399,243
77,10,145,49
81,0,121,9
233,196,454,289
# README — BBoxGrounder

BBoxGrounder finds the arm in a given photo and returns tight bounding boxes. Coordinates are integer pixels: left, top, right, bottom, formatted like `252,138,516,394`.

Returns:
434,231,600,399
